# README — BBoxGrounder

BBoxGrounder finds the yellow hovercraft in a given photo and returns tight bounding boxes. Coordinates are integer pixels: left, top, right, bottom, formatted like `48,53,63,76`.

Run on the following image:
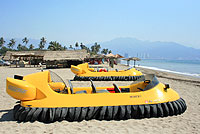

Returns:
71,63,143,81
6,71,186,122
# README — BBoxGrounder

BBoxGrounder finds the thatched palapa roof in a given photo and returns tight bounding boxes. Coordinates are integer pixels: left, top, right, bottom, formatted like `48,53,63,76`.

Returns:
3,51,45,60
123,57,141,67
105,53,124,59
123,57,141,61
3,50,89,61
43,50,88,61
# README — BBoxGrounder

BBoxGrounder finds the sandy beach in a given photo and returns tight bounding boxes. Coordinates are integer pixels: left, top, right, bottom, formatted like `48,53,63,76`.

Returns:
0,64,200,134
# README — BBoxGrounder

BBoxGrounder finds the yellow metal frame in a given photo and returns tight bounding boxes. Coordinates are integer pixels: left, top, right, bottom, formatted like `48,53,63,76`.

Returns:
6,71,180,108
71,63,143,77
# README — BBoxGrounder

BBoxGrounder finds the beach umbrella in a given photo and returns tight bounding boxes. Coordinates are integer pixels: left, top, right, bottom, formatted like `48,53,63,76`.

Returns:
123,57,141,67
106,53,115,58
115,54,124,58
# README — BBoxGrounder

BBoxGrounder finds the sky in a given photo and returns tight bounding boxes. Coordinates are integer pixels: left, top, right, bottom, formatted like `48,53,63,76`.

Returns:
0,0,200,49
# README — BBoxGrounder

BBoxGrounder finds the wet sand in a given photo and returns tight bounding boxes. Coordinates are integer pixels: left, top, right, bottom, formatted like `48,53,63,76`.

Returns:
0,64,200,134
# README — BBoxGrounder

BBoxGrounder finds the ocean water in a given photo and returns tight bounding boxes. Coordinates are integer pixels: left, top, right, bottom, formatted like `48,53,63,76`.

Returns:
122,59,200,77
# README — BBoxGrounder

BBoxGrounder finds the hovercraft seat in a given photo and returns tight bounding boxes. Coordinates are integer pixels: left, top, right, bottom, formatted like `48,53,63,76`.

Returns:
90,79,109,93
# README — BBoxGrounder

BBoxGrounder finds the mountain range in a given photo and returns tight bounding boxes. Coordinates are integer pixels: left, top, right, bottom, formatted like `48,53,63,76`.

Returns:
3,37,200,60
100,37,200,60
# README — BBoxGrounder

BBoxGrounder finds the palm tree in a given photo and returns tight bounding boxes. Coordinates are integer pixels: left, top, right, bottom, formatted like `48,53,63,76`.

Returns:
80,43,84,49
29,44,34,50
17,44,22,50
101,48,108,55
7,39,16,49
91,45,96,55
108,50,112,54
39,37,46,50
17,44,28,51
22,37,29,46
0,37,5,48
69,45,73,49
86,47,90,53
91,42,101,55
48,41,62,51
95,43,101,53
80,43,90,53
63,46,67,50
75,42,79,49
80,43,87,50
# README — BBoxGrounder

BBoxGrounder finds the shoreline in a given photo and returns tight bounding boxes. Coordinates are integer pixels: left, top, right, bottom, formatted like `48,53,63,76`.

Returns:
139,65,200,78
138,66,200,87
118,63,200,86
121,59,200,78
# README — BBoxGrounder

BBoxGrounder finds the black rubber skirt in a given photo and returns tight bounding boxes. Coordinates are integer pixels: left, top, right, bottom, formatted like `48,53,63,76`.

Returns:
73,75,144,81
13,98,186,123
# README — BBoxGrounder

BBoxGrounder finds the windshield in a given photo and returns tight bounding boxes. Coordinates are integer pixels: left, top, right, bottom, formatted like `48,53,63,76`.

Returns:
131,74,159,91
143,74,159,91
49,70,67,87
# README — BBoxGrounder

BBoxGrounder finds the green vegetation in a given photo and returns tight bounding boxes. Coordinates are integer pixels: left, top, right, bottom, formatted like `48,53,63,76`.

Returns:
0,37,5,48
0,36,112,56
0,46,12,55
91,42,101,55
101,48,108,54
29,44,34,50
7,39,16,49
22,37,29,46
75,42,79,49
39,37,46,50
48,41,66,51
69,45,73,49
